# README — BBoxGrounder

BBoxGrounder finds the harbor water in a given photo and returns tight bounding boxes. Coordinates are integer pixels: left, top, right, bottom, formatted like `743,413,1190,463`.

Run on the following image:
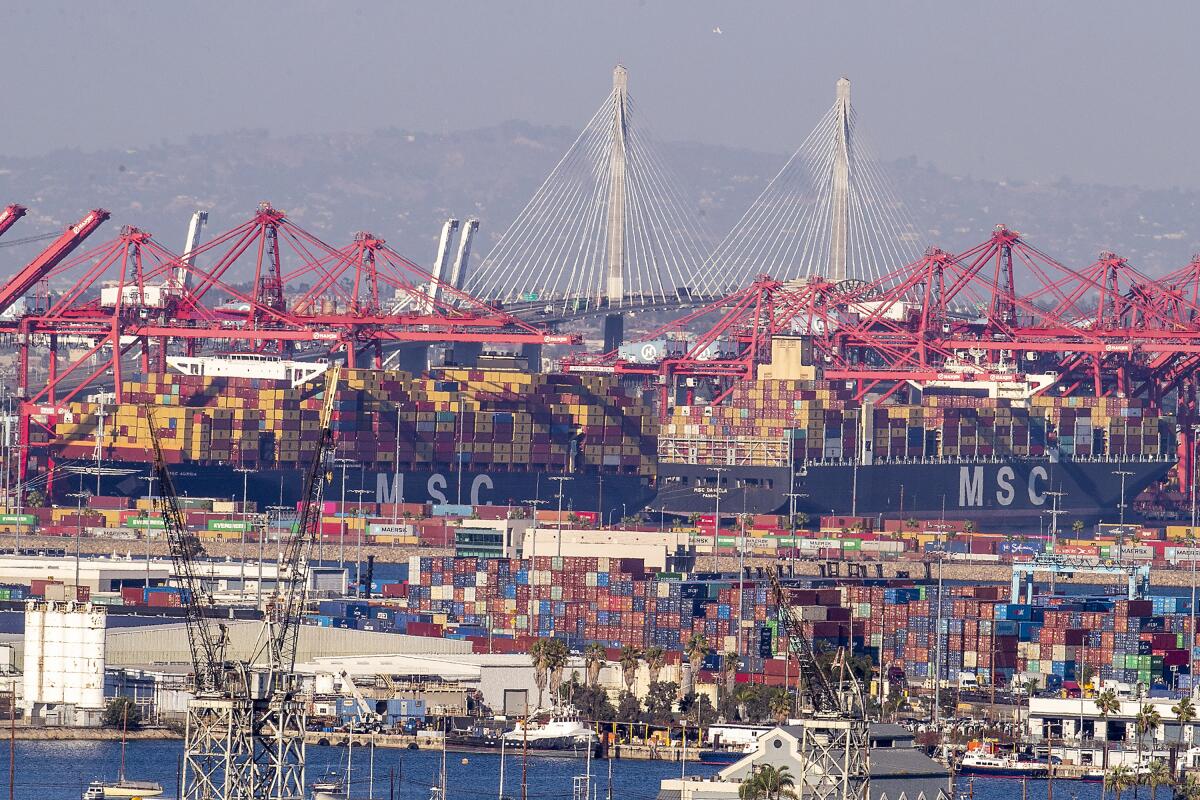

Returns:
6,739,1107,800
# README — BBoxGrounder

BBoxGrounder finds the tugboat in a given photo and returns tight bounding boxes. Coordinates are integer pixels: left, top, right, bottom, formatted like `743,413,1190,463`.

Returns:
957,740,1047,778
502,706,598,756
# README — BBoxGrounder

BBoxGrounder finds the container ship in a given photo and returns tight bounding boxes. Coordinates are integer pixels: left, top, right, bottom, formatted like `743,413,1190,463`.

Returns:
38,359,1175,525
654,379,1175,524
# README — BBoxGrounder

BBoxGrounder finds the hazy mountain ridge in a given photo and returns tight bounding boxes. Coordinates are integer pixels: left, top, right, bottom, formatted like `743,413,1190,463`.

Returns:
2,121,1199,280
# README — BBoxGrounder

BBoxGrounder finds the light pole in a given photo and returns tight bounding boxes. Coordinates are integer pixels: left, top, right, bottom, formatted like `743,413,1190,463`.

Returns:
68,486,90,595
350,485,372,596
266,505,291,607
786,491,808,576
234,466,252,601
141,473,157,591
1113,469,1133,527
1191,428,1199,697
549,477,570,559
335,457,355,570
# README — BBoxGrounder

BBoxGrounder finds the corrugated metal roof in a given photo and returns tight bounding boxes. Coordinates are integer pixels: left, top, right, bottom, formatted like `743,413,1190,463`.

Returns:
105,620,473,666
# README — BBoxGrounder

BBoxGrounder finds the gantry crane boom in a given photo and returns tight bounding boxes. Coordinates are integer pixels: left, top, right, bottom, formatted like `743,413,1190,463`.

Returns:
264,364,341,672
146,408,229,692
0,208,108,317
767,566,857,717
0,205,26,239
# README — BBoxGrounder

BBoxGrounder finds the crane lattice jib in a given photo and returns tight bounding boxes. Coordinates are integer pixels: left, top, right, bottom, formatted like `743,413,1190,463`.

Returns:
767,567,842,715
269,365,341,672
146,408,228,693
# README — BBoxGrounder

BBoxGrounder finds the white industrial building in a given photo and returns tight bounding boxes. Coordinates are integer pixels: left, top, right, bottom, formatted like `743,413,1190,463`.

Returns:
521,528,693,570
0,554,345,599
1027,693,1200,769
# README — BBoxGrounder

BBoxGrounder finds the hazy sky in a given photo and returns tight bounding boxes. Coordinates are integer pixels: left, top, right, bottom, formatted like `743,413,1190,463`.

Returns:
2,1,1196,188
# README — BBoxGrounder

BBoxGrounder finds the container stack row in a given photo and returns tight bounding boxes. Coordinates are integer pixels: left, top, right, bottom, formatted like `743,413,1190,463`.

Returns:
47,368,655,476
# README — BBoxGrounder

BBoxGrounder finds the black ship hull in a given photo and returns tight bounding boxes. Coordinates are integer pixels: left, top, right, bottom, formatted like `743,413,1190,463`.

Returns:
655,458,1174,523
55,462,656,522
52,456,1172,527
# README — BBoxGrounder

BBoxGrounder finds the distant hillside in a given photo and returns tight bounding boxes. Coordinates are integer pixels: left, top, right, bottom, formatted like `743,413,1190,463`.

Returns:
2,121,1199,281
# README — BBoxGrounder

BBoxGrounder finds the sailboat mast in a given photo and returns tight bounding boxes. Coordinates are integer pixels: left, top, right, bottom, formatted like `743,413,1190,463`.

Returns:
119,703,128,782
498,732,506,800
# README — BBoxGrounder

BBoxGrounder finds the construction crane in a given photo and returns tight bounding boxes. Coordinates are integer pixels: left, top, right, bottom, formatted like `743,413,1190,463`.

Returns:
146,366,341,799
767,566,846,716
0,204,26,239
766,566,870,800
259,364,340,673
146,408,230,693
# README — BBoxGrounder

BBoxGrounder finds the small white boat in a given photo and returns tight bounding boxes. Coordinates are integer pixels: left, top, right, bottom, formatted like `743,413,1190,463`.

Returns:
311,771,348,800
82,779,164,800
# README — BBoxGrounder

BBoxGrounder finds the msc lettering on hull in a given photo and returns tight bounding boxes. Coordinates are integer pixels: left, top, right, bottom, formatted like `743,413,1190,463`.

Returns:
958,465,1048,507
376,472,495,506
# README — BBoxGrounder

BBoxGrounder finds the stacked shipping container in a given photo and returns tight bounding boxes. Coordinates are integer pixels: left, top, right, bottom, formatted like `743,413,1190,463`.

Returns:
48,368,655,476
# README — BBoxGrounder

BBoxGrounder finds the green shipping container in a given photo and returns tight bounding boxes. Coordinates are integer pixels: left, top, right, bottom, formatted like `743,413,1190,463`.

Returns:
0,514,35,525
207,519,255,532
842,538,862,551
716,536,737,547
129,517,166,529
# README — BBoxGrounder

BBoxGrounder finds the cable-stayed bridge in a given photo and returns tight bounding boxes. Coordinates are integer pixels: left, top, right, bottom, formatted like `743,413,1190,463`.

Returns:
704,77,922,291
471,71,921,319
469,66,715,311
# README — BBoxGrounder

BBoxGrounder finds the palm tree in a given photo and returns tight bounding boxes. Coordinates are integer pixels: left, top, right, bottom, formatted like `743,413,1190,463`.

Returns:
1135,703,1163,796
1178,773,1200,800
1172,695,1196,779
1097,688,1121,770
733,684,757,722
543,638,570,702
644,646,666,686
1144,759,1172,800
722,651,740,697
584,643,607,688
769,688,792,723
619,645,642,694
738,764,798,800
529,639,549,709
1073,519,1086,535
1107,765,1136,800
682,634,709,697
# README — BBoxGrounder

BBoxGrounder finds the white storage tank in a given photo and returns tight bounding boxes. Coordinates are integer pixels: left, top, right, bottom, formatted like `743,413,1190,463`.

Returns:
22,601,107,718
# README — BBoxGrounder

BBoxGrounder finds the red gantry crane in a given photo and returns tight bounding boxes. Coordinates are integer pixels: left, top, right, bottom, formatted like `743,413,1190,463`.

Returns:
0,204,27,239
